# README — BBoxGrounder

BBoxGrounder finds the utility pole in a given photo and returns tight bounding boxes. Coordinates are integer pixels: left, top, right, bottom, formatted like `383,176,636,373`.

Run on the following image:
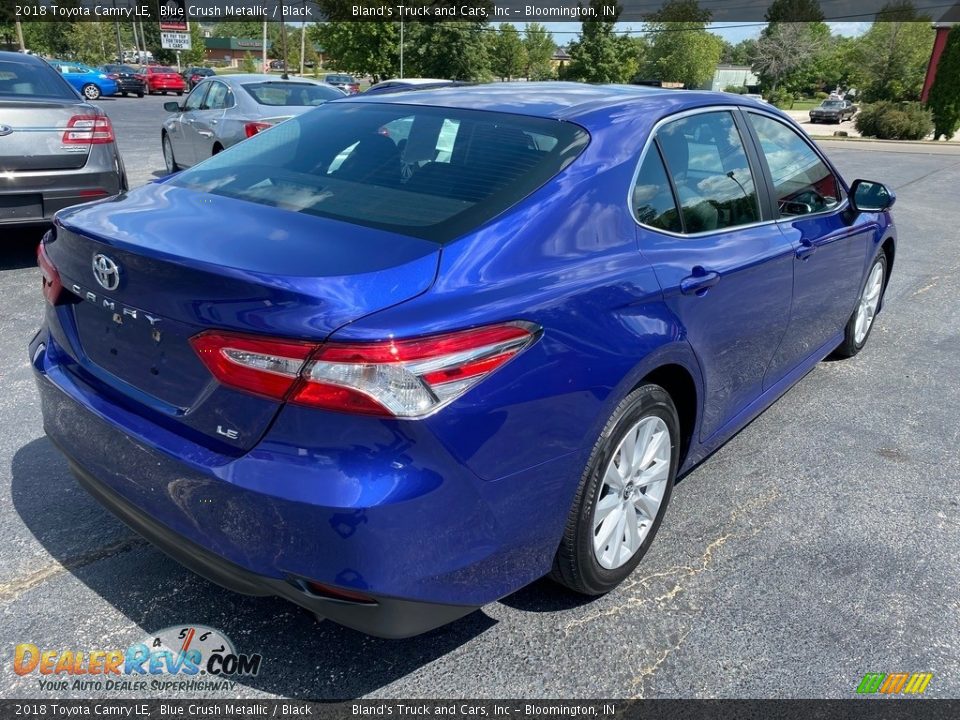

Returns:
112,1,122,62
399,21,404,79
262,18,267,73
299,9,306,76
15,20,25,52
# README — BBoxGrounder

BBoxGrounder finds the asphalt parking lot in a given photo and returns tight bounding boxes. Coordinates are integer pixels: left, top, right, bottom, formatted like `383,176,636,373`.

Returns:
2,95,959,700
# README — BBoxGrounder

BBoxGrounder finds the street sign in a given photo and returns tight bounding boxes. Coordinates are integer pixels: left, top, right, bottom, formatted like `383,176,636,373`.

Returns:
160,32,191,51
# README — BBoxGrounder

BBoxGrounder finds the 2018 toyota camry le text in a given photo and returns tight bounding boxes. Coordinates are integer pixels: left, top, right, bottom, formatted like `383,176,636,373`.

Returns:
31,83,896,638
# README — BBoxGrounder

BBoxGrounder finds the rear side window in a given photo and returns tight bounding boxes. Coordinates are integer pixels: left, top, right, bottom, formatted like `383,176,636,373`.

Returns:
168,103,589,243
631,147,682,233
0,60,75,99
202,82,231,110
242,82,342,106
656,111,761,233
747,113,843,217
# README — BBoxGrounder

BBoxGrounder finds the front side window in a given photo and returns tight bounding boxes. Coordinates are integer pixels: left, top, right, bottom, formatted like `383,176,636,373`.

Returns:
168,103,589,243
183,84,207,111
655,111,761,233
747,113,842,217
202,82,230,110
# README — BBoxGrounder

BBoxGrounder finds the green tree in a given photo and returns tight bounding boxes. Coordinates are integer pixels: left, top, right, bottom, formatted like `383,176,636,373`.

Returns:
853,2,934,101
491,24,526,80
406,22,491,81
566,0,630,83
645,0,722,88
64,22,115,65
752,22,825,96
523,22,556,80
312,22,399,81
180,23,207,67
928,26,960,140
722,38,757,65
764,0,825,22
240,51,256,73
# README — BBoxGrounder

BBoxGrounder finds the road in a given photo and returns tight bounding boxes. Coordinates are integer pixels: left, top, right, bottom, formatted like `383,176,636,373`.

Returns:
1,96,959,699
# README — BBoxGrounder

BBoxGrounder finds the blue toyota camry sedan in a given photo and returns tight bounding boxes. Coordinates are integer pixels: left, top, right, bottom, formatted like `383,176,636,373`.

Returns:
31,83,896,637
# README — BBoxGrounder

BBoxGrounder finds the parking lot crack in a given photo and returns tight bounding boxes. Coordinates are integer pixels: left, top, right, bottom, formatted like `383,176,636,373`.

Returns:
0,536,146,602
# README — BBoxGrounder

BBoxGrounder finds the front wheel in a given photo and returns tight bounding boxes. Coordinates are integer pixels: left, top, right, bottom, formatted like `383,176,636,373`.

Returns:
551,384,679,595
176,91,183,96
162,134,180,174
835,253,887,358
82,83,101,100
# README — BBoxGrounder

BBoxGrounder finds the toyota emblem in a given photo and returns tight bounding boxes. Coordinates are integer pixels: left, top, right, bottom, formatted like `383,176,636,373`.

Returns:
92,253,120,291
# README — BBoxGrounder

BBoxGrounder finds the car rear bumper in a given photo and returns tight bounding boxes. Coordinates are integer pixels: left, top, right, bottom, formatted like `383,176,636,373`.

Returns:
30,329,563,635
115,79,145,93
0,157,122,227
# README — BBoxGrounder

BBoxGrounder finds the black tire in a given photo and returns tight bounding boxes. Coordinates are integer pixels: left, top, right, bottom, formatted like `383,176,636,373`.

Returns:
176,91,183,96
835,252,887,359
120,91,127,97
137,91,144,98
162,134,180,174
550,384,680,595
161,90,168,95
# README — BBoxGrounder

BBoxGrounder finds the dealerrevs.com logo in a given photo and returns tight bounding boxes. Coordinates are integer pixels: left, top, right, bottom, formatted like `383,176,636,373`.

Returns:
14,625,262,693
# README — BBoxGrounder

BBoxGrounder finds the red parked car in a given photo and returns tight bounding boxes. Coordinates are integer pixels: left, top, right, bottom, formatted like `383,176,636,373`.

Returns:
145,66,186,95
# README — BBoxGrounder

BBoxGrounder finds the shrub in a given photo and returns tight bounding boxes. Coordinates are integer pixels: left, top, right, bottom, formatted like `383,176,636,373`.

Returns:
240,52,256,74
927,26,960,140
815,91,829,100
855,101,933,140
723,85,746,94
767,88,795,109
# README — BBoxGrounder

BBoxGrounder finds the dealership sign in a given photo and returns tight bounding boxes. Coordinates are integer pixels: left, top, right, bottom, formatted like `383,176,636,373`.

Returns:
161,32,192,51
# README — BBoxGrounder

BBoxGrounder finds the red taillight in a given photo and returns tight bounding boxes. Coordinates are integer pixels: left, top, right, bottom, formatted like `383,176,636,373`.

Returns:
244,121,273,138
62,115,114,145
108,73,119,79
37,241,63,305
135,74,145,81
189,322,539,417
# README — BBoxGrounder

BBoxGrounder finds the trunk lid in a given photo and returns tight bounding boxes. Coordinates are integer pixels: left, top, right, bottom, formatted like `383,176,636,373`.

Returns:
0,99,91,171
47,182,440,451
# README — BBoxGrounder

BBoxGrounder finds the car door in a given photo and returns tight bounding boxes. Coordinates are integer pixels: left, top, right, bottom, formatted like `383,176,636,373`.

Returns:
168,82,208,167
190,80,232,161
742,111,873,388
632,108,795,441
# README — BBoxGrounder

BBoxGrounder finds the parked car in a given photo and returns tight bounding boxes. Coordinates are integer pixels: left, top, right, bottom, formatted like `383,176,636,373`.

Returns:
144,65,186,96
268,60,286,71
32,83,896,638
160,74,345,172
742,93,768,104
182,66,215,89
809,99,857,123
0,51,126,228
47,60,118,100
364,78,470,95
324,73,360,94
99,64,145,97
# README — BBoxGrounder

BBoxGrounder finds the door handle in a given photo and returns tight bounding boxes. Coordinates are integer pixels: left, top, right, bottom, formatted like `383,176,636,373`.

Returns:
680,269,721,296
197,130,213,138
210,119,218,125
796,239,816,259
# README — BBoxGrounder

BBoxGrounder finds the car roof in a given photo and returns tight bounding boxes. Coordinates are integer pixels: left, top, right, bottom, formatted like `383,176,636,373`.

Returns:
343,81,773,122
0,51,48,66
205,74,323,86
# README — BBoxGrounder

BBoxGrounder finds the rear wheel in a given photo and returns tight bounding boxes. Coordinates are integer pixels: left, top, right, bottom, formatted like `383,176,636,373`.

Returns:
551,384,679,595
82,83,101,100
137,91,144,98
176,91,183,96
835,253,887,358
161,90,168,95
120,91,127,97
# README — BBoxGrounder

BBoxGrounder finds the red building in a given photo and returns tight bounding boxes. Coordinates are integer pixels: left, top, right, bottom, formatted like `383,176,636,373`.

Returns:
922,3,960,102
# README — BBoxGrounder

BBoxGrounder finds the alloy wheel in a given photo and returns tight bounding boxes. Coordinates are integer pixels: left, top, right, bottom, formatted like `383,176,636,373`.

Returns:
854,261,884,345
592,415,671,570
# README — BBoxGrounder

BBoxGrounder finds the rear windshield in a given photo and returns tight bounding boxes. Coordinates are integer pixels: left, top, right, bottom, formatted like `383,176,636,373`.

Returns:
242,82,343,106
0,60,76,99
822,101,843,107
151,67,176,74
326,75,354,83
169,103,589,243
105,65,136,74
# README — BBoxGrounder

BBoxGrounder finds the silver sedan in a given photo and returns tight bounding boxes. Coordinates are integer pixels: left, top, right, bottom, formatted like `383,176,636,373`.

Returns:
161,74,345,172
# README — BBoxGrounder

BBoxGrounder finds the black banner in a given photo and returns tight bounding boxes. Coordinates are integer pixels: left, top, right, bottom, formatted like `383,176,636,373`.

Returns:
2,700,960,719
6,0,960,23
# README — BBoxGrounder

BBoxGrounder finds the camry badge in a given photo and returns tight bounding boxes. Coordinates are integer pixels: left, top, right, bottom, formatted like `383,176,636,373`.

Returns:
92,253,120,291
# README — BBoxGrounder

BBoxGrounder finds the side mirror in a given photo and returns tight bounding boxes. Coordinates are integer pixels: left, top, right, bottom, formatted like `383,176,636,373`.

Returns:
163,101,182,113
850,179,896,213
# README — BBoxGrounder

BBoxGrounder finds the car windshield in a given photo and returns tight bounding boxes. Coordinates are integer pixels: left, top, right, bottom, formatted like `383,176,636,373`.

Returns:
327,75,353,83
822,101,843,108
242,82,343,106
0,60,76,99
169,103,589,243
